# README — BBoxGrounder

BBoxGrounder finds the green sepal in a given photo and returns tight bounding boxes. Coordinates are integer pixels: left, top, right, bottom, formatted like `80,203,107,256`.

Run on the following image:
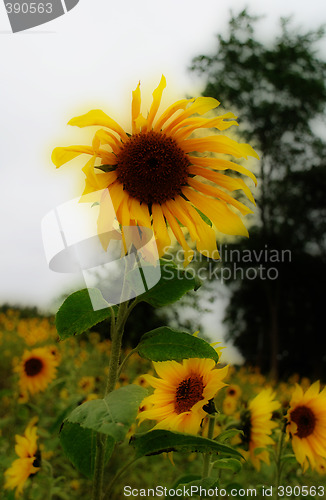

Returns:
194,207,213,227
95,164,117,172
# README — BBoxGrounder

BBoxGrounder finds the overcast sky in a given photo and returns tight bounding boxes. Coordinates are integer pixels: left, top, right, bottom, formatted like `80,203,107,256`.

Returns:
1,0,325,361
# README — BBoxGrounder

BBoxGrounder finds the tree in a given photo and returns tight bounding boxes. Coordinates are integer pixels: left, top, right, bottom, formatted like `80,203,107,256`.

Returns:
190,10,326,379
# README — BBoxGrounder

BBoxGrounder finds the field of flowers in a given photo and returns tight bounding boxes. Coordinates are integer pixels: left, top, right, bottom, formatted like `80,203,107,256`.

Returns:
1,307,326,500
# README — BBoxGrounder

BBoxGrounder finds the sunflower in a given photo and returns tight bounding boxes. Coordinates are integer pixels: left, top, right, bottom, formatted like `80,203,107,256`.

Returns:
226,384,242,399
4,418,40,498
52,76,258,265
78,375,95,393
237,389,280,470
16,346,59,395
137,358,228,434
286,381,326,472
223,395,238,416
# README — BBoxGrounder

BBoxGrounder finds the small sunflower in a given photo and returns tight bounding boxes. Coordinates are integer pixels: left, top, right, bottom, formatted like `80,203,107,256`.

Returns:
226,384,242,399
52,76,258,265
138,358,228,434
16,347,58,395
4,418,40,498
286,381,326,472
237,389,280,470
78,375,95,393
223,395,238,416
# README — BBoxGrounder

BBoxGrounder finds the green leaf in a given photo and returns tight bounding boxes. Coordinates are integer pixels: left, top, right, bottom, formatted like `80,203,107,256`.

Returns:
131,430,243,459
212,457,242,473
56,288,116,340
253,446,267,456
66,385,147,440
176,477,218,497
129,260,201,308
59,421,114,478
49,396,82,433
280,453,297,464
216,428,242,443
167,475,202,498
225,483,244,497
136,327,219,362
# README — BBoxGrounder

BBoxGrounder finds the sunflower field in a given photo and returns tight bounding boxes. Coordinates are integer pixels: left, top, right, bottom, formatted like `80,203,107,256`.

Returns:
1,306,326,500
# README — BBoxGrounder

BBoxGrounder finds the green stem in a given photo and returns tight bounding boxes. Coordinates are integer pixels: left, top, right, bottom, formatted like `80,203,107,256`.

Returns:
118,347,138,379
274,422,286,500
92,433,107,500
91,297,137,500
103,457,140,500
202,415,216,478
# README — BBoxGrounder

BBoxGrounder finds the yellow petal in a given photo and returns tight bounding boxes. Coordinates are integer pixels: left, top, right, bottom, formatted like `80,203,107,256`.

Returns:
132,81,141,133
154,98,194,132
165,198,199,242
92,129,122,154
189,165,255,205
183,136,259,160
116,194,131,228
161,204,194,266
176,196,218,256
151,203,171,255
81,157,117,197
51,145,94,168
189,156,257,186
173,113,238,141
68,110,128,141
129,198,151,227
188,177,253,216
144,75,166,131
163,97,219,136
183,186,249,237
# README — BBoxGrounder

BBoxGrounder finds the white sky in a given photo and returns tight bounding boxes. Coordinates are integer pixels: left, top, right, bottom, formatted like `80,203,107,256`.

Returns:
1,0,325,361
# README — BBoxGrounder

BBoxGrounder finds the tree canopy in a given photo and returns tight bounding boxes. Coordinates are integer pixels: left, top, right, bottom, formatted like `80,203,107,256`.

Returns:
190,10,326,379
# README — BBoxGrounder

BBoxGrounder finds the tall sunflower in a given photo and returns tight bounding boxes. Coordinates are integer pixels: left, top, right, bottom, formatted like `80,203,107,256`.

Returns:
16,346,59,396
237,389,280,470
286,381,326,472
137,358,228,434
52,76,258,265
4,418,40,498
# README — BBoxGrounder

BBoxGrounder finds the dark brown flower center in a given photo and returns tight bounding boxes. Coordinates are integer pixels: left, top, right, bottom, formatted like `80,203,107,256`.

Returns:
174,374,204,414
24,357,43,377
115,131,190,205
290,405,316,438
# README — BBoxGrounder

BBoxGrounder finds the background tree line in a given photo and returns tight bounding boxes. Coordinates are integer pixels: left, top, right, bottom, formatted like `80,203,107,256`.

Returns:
189,9,326,380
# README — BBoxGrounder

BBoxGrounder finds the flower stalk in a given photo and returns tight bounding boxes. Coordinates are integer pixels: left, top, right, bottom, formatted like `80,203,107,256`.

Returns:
91,296,137,500
202,415,216,478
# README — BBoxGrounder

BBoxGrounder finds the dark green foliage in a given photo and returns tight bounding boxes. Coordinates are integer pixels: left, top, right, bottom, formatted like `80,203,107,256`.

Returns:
190,10,326,379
